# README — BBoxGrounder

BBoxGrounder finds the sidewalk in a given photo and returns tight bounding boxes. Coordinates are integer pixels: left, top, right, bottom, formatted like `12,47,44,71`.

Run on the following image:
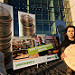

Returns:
7,59,67,75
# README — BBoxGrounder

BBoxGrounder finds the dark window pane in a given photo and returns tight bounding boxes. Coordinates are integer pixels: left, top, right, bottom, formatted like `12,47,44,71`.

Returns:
36,25,42,34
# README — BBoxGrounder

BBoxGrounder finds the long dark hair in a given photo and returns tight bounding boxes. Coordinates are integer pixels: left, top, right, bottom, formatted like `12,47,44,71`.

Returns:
64,26,75,40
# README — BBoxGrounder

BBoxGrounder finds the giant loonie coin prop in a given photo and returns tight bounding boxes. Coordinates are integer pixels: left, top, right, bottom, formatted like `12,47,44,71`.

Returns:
64,44,75,71
0,6,12,65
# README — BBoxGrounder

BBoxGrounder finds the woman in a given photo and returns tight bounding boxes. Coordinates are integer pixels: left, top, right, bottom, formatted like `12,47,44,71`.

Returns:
58,26,75,75
37,36,48,56
37,36,44,45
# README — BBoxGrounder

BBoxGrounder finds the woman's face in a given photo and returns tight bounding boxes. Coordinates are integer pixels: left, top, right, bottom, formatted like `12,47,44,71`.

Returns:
38,37,42,43
66,27,74,38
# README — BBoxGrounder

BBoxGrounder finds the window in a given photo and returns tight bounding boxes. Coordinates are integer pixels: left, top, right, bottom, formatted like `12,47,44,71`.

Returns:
8,0,64,36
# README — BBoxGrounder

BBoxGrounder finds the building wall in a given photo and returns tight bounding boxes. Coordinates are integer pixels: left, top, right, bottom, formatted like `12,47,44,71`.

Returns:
63,0,72,26
0,0,4,3
69,0,75,26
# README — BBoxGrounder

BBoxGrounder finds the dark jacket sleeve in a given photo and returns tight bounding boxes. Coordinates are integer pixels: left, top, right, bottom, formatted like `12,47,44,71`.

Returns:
57,41,66,58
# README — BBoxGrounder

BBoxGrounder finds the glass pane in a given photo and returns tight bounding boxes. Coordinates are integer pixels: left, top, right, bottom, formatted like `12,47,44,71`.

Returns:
36,25,42,34
43,23,50,34
36,14,42,19
59,1,63,8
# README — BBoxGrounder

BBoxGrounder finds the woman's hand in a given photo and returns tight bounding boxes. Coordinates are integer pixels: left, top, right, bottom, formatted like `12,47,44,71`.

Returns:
61,52,65,60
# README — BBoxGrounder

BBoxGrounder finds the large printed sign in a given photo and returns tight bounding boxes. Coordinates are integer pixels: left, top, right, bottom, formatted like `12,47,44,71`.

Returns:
12,36,59,70
12,34,59,70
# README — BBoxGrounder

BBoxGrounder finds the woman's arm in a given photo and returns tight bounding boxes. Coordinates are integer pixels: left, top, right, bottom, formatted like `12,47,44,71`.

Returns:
61,52,65,60
60,46,66,60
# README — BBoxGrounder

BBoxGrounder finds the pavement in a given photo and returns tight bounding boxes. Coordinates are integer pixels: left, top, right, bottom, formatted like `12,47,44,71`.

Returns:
7,59,67,75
